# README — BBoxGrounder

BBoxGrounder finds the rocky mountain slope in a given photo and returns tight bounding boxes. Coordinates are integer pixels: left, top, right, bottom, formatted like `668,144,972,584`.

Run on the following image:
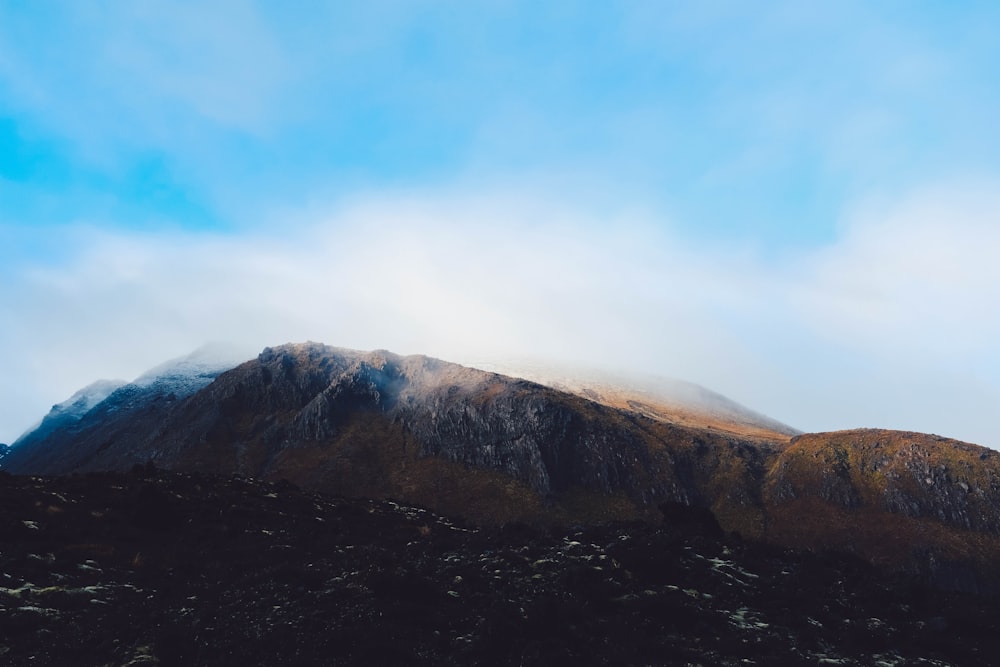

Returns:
470,361,800,443
5,346,247,475
4,343,781,528
2,467,997,666
565,379,798,444
5,342,1000,590
763,429,1000,586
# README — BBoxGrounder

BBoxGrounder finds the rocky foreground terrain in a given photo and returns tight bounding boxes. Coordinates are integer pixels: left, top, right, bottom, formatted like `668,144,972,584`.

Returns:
2,466,999,666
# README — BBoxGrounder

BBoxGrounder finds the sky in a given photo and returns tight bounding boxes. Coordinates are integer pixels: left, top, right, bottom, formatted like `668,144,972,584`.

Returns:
2,1,1000,447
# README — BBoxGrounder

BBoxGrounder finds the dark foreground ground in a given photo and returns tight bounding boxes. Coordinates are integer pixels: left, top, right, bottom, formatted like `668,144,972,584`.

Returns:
1,468,998,666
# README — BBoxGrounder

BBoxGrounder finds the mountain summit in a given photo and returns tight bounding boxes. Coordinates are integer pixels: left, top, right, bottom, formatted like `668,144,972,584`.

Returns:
6,344,248,472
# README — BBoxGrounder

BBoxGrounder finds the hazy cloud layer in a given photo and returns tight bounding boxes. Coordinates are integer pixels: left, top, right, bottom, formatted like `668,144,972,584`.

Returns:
2,184,999,447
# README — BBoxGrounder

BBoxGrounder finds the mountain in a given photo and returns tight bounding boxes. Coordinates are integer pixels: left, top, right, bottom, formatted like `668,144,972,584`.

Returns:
4,344,248,474
3,343,783,528
11,379,126,450
5,342,1000,590
3,467,997,666
763,429,1000,581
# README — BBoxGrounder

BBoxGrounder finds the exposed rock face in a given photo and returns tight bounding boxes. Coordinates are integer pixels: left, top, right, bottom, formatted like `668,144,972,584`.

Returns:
762,429,1000,590
767,430,1000,533
6,342,1000,587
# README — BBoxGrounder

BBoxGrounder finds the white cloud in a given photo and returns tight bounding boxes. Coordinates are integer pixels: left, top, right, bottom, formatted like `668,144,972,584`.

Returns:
0,0,291,173
2,184,999,450
99,1,291,133
793,185,1000,361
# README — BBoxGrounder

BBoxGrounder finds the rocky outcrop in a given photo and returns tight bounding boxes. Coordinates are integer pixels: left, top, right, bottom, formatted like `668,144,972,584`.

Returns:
761,430,1000,589
766,430,1000,534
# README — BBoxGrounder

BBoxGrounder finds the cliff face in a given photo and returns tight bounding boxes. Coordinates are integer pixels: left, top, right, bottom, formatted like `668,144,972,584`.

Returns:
762,429,1000,589
119,344,744,523
6,342,1000,588
767,430,1000,533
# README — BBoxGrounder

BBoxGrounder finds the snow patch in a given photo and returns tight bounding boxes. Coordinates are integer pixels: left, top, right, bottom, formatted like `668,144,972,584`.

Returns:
132,342,253,396
51,379,127,419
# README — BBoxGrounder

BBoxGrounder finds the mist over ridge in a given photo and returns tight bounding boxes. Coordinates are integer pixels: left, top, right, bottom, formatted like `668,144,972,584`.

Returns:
3,187,1000,455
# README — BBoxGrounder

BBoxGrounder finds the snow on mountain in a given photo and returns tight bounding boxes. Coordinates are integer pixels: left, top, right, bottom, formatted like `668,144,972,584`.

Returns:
131,342,254,397
10,379,127,448
8,343,255,450
50,379,128,420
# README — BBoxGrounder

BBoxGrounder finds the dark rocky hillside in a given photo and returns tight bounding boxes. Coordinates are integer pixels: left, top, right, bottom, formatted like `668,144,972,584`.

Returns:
2,467,998,666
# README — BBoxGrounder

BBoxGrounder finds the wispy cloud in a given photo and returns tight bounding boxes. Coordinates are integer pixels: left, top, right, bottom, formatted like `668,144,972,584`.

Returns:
796,185,1000,359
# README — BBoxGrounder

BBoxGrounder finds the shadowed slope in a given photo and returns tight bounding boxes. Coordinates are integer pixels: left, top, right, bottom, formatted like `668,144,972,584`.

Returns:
764,429,1000,590
139,343,774,525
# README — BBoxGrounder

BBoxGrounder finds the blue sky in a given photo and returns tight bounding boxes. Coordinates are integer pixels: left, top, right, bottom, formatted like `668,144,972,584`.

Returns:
2,1,1000,447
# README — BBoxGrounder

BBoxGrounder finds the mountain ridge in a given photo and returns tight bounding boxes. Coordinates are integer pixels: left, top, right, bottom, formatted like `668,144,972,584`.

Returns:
5,345,249,472
464,359,800,442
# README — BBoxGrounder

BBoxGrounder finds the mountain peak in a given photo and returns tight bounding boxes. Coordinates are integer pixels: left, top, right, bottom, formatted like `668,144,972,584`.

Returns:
51,378,127,417
11,378,127,447
134,342,254,389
